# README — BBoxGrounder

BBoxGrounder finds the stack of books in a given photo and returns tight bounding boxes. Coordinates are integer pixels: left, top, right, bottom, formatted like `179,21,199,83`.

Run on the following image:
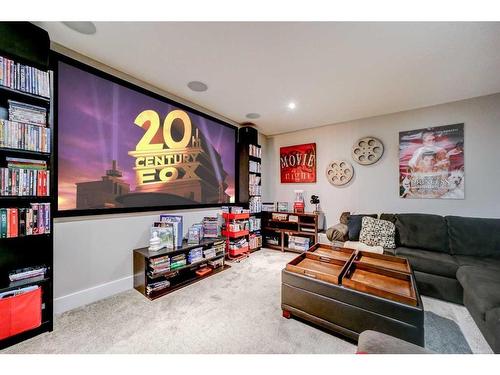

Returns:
146,280,170,295
203,247,216,259
0,120,51,152
187,247,203,264
8,266,46,282
0,56,51,98
202,216,219,238
0,203,50,237
213,240,225,257
288,235,310,251
170,254,187,270
0,158,49,196
8,100,47,127
208,257,224,269
148,255,170,277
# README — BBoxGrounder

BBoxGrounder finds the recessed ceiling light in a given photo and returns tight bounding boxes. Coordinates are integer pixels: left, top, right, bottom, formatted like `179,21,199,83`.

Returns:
245,113,261,119
287,102,297,110
187,81,208,92
62,22,97,35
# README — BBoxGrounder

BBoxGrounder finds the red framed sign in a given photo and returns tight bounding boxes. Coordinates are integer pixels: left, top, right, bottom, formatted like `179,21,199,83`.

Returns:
280,143,317,183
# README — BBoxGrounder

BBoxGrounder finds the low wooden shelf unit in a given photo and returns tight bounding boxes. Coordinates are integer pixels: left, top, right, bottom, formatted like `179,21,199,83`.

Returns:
262,211,319,253
133,238,228,300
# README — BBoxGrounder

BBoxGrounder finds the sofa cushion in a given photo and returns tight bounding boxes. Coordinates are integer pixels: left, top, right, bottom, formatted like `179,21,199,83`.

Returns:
395,214,448,253
395,247,459,278
454,255,500,271
447,216,500,257
359,217,396,249
347,214,377,241
457,266,500,320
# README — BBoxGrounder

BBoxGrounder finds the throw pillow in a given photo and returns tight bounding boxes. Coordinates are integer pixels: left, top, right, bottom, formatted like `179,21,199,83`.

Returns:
347,214,377,241
359,216,396,249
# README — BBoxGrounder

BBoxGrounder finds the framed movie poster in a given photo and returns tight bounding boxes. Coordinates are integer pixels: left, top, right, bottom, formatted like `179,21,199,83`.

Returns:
280,143,317,183
399,123,464,199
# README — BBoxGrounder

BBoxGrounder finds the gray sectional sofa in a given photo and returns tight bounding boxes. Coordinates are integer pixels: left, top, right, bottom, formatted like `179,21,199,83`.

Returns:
328,212,500,353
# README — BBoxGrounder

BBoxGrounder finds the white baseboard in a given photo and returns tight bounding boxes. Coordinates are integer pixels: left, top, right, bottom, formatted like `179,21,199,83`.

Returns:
54,275,133,314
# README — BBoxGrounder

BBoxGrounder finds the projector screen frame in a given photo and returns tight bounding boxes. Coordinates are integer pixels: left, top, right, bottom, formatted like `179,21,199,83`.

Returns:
52,51,240,218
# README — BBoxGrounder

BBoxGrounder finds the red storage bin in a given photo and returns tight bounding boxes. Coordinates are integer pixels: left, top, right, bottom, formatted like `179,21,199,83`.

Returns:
0,287,42,340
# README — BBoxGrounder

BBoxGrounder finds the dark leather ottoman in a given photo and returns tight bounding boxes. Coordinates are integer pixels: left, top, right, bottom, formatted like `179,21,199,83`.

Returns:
281,268,425,346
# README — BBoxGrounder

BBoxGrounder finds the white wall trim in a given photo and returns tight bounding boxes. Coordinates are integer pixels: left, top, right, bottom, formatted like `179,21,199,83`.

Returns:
54,276,133,314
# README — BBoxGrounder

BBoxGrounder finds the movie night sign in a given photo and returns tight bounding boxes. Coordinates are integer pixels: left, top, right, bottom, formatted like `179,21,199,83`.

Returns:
280,143,317,183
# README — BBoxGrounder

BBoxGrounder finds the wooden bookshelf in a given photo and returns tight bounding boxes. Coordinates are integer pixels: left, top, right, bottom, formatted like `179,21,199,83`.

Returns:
262,211,319,253
133,238,228,300
0,22,54,349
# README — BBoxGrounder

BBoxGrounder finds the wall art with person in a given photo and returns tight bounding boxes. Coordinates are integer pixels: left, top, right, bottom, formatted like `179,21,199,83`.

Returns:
399,123,464,199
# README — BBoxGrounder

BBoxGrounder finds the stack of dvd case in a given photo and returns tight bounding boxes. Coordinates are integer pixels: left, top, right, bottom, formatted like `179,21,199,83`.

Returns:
8,100,47,126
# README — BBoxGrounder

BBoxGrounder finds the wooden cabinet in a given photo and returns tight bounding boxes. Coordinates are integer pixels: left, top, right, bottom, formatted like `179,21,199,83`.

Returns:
262,211,319,253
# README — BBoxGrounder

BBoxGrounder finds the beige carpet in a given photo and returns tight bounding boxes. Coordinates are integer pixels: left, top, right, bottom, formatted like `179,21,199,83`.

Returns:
1,249,492,354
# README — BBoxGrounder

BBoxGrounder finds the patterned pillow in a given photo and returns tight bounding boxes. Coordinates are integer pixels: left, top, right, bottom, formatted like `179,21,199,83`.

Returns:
359,216,396,249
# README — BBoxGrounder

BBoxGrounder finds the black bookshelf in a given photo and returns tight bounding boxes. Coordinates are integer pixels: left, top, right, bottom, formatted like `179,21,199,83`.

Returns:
238,138,262,252
133,238,229,300
0,22,54,350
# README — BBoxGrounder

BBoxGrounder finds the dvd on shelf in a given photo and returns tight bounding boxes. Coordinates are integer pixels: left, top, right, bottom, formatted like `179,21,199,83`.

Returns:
0,158,49,196
0,56,51,98
249,160,261,173
249,144,261,158
0,203,51,238
0,120,50,153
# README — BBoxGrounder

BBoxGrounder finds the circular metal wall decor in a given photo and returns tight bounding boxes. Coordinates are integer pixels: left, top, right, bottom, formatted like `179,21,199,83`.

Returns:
326,160,354,186
351,137,384,165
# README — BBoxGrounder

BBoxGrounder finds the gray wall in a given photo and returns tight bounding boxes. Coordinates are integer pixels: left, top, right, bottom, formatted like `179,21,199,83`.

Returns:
54,208,219,312
264,93,500,228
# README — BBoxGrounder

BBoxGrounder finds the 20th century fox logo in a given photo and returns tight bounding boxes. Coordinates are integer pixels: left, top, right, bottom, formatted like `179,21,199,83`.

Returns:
128,109,202,185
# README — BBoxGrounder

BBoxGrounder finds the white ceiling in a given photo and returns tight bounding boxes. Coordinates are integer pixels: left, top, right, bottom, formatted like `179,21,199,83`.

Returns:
37,22,500,135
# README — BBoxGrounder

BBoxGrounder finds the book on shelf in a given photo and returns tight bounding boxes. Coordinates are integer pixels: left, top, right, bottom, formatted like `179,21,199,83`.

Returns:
0,203,50,238
0,55,51,98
